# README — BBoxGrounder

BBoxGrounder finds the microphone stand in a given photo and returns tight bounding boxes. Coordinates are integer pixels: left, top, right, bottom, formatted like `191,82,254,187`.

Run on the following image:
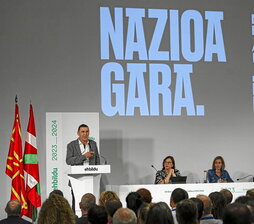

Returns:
151,165,158,172
100,155,108,165
203,170,208,183
236,175,254,182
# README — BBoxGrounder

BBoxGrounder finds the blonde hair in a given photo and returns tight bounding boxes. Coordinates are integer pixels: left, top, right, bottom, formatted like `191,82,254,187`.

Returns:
99,191,120,206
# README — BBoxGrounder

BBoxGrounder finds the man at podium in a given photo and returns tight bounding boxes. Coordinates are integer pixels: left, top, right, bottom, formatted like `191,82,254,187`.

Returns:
66,124,100,166
66,124,100,211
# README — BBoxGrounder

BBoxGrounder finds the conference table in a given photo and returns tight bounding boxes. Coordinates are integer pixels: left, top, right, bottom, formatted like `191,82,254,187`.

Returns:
106,182,254,207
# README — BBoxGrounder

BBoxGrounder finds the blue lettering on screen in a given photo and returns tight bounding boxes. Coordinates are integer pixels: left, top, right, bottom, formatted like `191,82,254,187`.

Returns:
204,11,227,62
126,63,149,115
100,7,123,60
169,10,180,61
101,62,125,116
181,10,204,62
173,64,195,116
101,63,204,116
252,14,254,35
148,9,169,61
125,8,147,60
150,64,172,116
99,7,228,116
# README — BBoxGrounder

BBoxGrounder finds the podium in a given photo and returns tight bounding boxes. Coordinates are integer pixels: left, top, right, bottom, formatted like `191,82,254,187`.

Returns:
68,165,111,216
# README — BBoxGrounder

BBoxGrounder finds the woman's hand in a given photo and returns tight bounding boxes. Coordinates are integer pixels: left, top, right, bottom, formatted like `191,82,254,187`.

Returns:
164,169,175,183
220,179,227,183
170,169,176,177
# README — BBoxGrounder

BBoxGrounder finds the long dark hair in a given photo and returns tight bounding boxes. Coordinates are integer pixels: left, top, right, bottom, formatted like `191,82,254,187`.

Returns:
126,192,143,215
209,192,226,219
162,156,175,170
146,202,174,224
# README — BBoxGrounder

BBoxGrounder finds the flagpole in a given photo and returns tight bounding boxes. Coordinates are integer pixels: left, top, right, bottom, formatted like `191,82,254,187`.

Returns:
6,97,28,216
24,102,41,222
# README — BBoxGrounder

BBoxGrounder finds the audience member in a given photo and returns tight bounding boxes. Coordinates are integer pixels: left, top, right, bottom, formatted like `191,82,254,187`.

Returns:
137,203,153,224
176,199,198,224
105,198,122,224
34,186,254,224
0,199,31,224
246,189,254,200
77,193,96,224
126,192,143,215
113,208,137,224
190,197,204,221
219,189,233,205
170,188,189,224
99,191,120,207
136,188,152,203
38,193,75,224
49,189,64,197
235,196,252,204
223,203,251,224
197,195,222,224
145,202,174,224
88,205,108,224
208,192,226,220
246,200,254,224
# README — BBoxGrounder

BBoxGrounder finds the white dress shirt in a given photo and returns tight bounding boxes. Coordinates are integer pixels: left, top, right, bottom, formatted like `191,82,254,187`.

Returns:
78,139,90,165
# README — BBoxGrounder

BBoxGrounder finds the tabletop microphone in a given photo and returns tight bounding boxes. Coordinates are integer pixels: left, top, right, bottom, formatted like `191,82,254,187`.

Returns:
151,165,158,172
203,170,208,183
236,174,254,182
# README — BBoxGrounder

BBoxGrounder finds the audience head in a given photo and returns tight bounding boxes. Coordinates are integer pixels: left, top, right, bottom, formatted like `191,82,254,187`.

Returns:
5,199,21,217
246,188,254,200
162,156,176,170
190,197,204,221
49,189,64,197
170,188,189,208
136,188,152,203
113,208,137,224
146,202,174,224
212,156,225,170
137,202,153,224
220,189,233,204
246,200,254,223
235,196,252,205
99,191,120,207
88,205,108,224
223,203,251,224
80,193,96,213
105,198,122,222
176,199,198,224
208,191,226,219
38,193,75,224
126,192,143,215
196,194,213,216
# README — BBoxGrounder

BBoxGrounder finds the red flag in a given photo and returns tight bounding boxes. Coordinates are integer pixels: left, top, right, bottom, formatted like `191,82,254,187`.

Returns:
24,104,41,221
5,103,28,216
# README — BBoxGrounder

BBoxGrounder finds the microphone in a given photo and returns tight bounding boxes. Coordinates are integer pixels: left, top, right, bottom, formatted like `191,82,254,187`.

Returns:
151,165,158,172
100,155,108,165
236,175,254,182
203,170,208,183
